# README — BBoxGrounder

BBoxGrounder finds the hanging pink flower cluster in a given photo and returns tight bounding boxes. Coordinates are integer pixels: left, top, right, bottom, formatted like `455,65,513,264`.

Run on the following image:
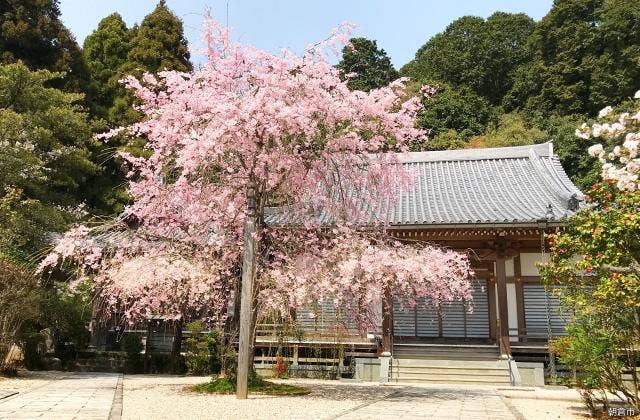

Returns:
260,227,473,331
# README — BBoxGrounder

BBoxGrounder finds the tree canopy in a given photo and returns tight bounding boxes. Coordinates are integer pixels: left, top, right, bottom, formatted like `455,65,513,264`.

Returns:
505,0,640,117
0,62,97,252
416,82,495,140
40,19,473,334
83,13,136,126
336,37,398,92
125,0,192,75
401,12,535,104
0,0,88,93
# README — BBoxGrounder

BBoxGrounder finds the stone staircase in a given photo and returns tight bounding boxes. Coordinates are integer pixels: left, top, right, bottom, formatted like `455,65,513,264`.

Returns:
391,343,513,385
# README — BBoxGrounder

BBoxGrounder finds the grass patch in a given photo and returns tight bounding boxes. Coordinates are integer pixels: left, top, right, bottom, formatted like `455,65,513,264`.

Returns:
189,376,310,396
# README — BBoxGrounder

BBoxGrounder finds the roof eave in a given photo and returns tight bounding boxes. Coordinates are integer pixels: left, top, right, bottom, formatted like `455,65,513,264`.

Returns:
386,221,565,230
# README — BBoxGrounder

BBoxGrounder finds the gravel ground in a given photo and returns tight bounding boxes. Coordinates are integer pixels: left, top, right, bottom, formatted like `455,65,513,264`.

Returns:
121,376,591,420
0,372,593,419
122,376,376,420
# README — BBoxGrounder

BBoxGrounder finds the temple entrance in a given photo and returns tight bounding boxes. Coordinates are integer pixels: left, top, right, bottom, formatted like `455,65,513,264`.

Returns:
393,279,491,340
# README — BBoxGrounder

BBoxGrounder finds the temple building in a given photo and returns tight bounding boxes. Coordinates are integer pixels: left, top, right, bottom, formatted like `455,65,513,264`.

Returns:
256,142,583,385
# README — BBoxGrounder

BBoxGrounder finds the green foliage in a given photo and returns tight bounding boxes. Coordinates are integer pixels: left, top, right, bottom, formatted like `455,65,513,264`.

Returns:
505,0,640,117
121,333,143,355
83,13,138,127
41,282,92,352
126,0,192,75
417,82,495,140
470,113,547,148
0,0,89,93
419,129,467,151
184,320,216,375
337,38,398,92
540,175,640,410
81,3,194,215
537,114,601,190
190,375,310,396
402,12,535,104
121,333,144,373
0,62,99,251
0,258,40,372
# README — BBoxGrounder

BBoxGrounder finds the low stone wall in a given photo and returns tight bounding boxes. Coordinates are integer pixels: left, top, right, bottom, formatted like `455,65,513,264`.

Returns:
73,351,128,373
516,361,545,386
354,358,381,382
254,363,349,379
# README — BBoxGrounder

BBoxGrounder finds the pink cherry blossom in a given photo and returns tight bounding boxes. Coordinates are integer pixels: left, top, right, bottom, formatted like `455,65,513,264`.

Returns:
40,16,473,330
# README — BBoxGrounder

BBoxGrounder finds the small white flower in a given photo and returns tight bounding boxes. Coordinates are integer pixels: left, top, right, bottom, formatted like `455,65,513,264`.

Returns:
619,112,629,123
575,128,590,139
599,106,613,118
635,90,640,99
592,124,602,137
588,144,604,157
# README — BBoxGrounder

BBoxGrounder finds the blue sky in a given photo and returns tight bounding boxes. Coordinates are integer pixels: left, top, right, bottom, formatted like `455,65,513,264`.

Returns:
59,0,553,69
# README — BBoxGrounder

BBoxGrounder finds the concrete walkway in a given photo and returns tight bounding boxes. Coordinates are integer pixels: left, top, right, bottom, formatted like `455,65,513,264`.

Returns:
0,372,120,419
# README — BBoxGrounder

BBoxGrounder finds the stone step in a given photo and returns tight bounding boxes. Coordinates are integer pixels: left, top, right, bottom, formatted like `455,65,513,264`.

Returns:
393,358,507,368
393,377,512,385
393,354,499,361
390,357,512,385
394,367,508,376
394,348,500,360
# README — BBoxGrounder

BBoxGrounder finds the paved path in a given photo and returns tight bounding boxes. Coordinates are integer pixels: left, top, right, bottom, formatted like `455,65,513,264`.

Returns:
0,372,119,419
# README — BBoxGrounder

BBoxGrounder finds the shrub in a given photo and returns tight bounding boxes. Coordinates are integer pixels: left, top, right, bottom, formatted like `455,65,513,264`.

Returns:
184,321,215,375
0,259,40,373
274,355,288,378
121,333,143,373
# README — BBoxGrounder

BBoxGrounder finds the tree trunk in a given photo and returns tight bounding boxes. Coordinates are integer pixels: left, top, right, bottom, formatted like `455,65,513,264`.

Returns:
144,321,152,373
236,186,258,399
170,318,183,374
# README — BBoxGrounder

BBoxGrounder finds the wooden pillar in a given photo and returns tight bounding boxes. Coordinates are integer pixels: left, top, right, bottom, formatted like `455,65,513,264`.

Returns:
495,258,511,356
487,278,497,341
381,284,393,355
514,255,526,343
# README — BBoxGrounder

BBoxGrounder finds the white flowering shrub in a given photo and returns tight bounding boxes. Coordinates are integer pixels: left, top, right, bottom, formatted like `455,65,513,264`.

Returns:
576,90,640,192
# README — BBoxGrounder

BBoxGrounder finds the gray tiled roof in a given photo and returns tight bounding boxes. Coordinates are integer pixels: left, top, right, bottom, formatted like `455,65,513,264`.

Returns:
264,142,584,227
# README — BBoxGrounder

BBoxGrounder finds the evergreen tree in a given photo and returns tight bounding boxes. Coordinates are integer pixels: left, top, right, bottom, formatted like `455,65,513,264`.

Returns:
0,0,89,93
126,0,192,74
336,37,398,92
81,4,195,215
83,13,136,126
0,62,98,252
505,0,640,117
